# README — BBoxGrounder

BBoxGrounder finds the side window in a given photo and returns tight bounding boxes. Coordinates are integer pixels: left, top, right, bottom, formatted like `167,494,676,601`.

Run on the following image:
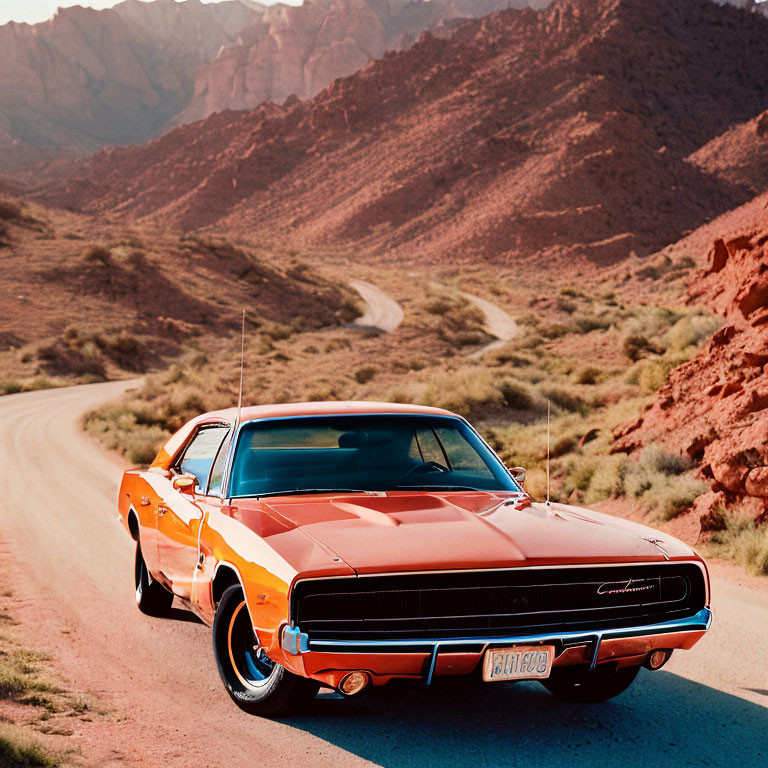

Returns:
207,431,232,496
176,425,230,491
435,426,495,478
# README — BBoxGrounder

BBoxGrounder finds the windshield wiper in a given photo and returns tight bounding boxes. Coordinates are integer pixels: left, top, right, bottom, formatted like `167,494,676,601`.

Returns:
393,485,485,492
247,488,372,499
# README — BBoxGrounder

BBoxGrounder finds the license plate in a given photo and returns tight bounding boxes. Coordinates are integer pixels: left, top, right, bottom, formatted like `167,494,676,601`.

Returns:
482,645,554,682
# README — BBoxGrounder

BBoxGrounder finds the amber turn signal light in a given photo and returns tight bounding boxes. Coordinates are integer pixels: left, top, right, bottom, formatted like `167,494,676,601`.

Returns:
645,649,671,670
339,672,369,696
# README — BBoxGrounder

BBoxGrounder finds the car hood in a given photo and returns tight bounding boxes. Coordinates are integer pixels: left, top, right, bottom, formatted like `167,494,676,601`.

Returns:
233,491,697,575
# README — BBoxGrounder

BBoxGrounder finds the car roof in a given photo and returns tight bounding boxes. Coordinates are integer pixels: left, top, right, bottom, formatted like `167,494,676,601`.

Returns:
204,401,459,423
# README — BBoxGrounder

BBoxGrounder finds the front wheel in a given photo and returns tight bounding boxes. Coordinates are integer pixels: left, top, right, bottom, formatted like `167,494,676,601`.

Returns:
212,585,319,717
134,544,173,616
541,664,640,702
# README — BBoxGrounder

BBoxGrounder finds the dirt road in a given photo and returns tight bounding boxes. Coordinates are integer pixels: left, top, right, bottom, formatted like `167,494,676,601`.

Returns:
349,278,404,333
0,382,766,767
462,292,519,357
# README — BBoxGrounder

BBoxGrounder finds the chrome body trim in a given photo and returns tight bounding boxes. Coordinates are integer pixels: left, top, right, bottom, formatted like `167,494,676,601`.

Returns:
295,607,712,656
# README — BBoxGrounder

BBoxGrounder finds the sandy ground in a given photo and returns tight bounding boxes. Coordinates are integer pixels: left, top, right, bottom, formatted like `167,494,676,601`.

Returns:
463,292,520,358
349,278,404,333
0,382,766,767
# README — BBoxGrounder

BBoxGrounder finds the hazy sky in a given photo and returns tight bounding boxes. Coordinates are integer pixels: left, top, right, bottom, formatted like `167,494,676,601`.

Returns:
0,0,300,26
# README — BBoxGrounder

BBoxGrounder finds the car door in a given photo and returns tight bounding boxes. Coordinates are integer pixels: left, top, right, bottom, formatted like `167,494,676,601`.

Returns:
156,423,230,600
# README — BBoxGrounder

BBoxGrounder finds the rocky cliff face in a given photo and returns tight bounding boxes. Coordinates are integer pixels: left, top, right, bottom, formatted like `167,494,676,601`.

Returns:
0,0,542,169
179,0,543,122
614,202,768,523
0,0,258,160
42,0,768,266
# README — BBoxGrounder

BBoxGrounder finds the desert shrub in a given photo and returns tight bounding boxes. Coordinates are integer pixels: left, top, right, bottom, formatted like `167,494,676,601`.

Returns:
624,445,706,520
572,461,596,492
0,200,23,220
644,475,708,521
551,436,576,458
83,245,112,265
556,297,577,314
0,725,59,767
0,380,23,395
124,428,168,465
540,324,570,340
706,517,768,576
325,338,352,353
573,315,611,334
425,298,453,315
497,379,536,411
664,314,723,352
36,343,106,379
354,366,377,384
540,386,588,414
584,456,627,503
623,333,663,361
576,366,602,385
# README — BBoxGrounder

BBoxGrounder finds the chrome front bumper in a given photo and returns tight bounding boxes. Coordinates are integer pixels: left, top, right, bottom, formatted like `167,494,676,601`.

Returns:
283,608,712,684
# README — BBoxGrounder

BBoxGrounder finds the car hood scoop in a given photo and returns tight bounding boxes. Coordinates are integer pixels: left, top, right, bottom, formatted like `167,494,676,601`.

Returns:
256,492,692,574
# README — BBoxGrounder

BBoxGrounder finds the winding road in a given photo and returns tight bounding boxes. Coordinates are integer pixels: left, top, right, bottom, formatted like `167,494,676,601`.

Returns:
0,383,767,767
462,292,520,358
349,278,404,333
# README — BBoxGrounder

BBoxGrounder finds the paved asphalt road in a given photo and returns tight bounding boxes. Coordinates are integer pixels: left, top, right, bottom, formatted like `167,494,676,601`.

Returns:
0,381,766,767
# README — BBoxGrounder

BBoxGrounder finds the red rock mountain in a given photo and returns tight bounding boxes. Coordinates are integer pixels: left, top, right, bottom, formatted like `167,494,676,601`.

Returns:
613,194,768,522
45,0,768,265
179,0,546,123
0,0,532,171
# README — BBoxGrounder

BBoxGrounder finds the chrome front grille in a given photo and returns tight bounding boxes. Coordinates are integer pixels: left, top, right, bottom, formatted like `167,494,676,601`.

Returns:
292,564,706,641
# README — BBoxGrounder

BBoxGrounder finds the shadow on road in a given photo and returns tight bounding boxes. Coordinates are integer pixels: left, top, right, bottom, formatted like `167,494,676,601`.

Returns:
284,670,767,767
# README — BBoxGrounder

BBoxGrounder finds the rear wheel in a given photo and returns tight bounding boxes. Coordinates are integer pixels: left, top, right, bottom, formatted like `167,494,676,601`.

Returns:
541,664,640,702
134,544,173,616
212,585,319,717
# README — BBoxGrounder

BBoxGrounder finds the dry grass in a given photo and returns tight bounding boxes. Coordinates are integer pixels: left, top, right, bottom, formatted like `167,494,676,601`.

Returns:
0,725,59,767
705,516,768,576
0,588,109,767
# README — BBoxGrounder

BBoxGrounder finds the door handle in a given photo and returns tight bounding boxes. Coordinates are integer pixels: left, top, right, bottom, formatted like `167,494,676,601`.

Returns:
157,505,169,517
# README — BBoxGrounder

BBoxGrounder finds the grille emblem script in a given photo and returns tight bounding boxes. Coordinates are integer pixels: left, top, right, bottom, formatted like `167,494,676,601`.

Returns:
597,579,656,596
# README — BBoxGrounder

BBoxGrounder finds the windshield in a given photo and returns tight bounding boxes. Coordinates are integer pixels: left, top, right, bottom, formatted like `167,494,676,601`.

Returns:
228,414,520,498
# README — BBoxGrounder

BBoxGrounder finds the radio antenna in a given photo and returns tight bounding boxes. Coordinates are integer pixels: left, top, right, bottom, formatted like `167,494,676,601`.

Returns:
235,309,245,427
546,399,551,507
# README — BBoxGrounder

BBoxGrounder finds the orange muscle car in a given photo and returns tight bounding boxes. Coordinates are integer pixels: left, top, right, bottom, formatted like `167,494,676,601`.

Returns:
118,401,711,716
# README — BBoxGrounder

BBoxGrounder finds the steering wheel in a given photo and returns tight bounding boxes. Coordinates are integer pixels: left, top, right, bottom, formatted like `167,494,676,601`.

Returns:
405,460,450,476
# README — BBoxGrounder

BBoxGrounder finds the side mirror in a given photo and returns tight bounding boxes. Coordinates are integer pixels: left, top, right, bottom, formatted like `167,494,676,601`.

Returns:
510,466,527,485
173,474,197,495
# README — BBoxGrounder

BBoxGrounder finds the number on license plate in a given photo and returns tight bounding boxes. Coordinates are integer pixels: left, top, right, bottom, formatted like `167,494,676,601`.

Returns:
482,645,554,682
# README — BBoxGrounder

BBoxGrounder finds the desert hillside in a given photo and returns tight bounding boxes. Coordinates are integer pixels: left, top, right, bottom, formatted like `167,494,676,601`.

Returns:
41,0,768,266
0,0,532,172
0,194,360,392
613,190,768,526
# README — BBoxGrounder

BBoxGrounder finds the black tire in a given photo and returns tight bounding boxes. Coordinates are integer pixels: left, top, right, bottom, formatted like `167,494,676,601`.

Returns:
541,664,640,702
134,543,173,616
212,585,319,717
